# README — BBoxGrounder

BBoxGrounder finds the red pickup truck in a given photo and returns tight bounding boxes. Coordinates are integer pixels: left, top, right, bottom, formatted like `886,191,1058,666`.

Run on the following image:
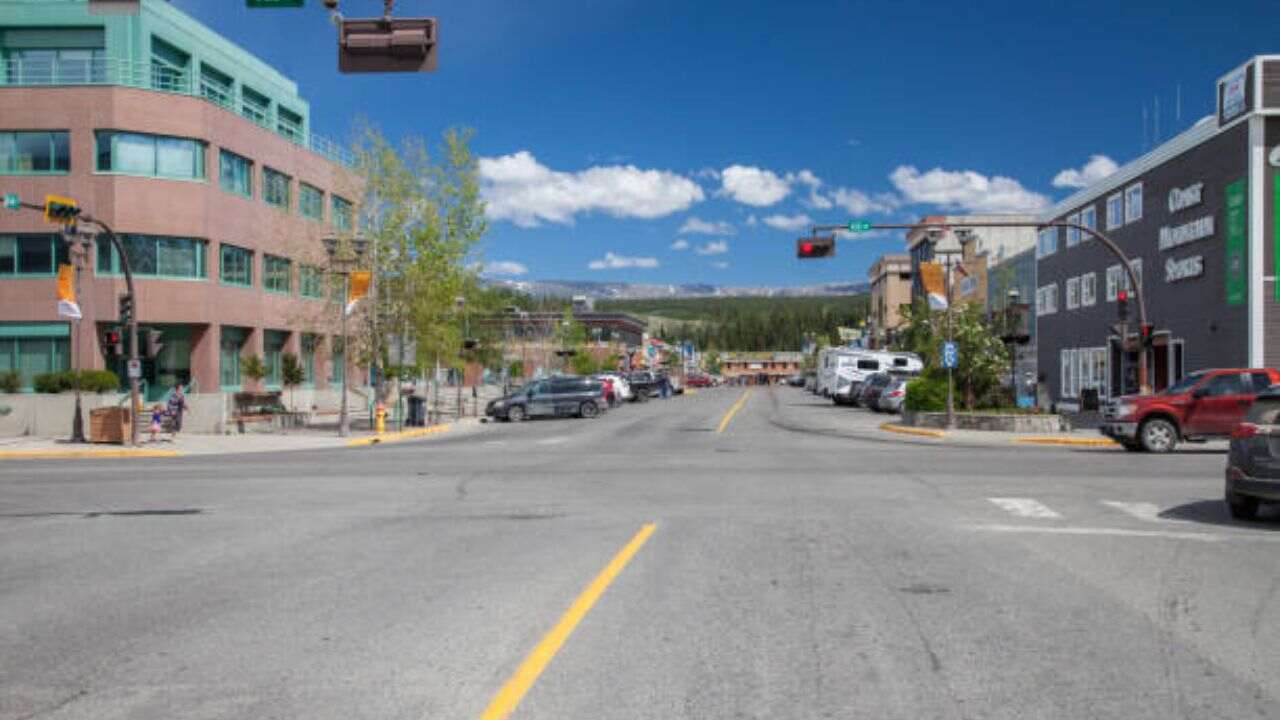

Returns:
1100,368,1280,452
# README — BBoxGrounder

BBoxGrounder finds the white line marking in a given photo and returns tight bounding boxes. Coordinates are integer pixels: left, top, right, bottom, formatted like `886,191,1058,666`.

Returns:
964,523,1280,543
988,497,1061,519
1100,500,1164,522
536,436,570,446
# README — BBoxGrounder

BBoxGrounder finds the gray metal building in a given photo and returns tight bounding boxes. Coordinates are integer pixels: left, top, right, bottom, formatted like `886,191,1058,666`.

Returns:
1036,56,1280,407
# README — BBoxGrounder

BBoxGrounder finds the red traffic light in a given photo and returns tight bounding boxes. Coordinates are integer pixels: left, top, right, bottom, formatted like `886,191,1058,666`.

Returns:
796,235,835,259
1117,290,1128,301
104,330,121,344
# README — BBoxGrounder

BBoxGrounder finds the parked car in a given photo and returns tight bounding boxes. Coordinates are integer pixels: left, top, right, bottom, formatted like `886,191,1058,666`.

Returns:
596,373,632,402
787,374,806,387
1225,385,1280,519
857,372,894,409
686,374,713,388
626,371,659,401
874,377,909,413
1100,368,1280,452
485,376,607,421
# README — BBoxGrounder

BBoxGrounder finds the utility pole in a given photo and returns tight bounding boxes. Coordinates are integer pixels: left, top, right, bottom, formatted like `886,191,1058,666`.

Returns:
932,243,964,429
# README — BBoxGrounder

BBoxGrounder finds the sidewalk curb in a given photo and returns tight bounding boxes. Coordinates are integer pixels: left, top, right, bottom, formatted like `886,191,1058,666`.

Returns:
347,423,453,447
0,448,182,460
879,422,947,439
1013,436,1119,447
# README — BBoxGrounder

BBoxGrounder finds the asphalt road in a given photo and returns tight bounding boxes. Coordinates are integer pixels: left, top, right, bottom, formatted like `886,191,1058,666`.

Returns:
3,386,1279,719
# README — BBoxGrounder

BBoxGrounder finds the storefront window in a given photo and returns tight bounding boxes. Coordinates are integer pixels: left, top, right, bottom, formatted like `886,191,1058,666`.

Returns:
301,334,318,386
264,330,287,388
220,327,247,389
0,325,70,391
330,337,345,385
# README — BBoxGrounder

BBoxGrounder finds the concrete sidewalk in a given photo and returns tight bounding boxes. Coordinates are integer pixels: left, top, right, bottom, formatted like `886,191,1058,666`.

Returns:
0,418,483,459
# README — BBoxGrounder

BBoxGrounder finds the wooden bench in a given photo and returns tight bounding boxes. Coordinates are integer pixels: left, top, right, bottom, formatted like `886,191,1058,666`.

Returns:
231,391,288,433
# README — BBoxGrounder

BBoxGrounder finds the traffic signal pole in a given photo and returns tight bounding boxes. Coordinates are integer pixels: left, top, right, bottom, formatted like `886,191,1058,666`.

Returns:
815,220,1152,395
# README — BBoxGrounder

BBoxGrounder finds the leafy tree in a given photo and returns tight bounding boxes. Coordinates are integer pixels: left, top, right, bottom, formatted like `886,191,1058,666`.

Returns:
241,355,266,388
281,352,305,410
569,351,599,376
892,300,1008,409
703,350,722,375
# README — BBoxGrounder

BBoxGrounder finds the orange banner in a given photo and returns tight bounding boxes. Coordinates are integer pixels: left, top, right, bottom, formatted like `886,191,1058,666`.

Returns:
345,270,371,316
56,264,81,319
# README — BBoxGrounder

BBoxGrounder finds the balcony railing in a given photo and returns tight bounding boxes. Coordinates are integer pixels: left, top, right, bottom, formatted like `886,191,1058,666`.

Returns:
0,57,354,168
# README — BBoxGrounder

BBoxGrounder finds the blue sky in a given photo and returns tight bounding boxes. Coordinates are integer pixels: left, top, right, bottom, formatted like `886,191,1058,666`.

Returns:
175,0,1274,287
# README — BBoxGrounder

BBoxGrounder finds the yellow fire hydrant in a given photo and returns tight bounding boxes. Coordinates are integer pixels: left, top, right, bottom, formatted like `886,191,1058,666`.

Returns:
375,403,387,434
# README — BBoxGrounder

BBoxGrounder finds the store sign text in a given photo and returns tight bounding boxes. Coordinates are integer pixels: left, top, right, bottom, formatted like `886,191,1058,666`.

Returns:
1165,255,1204,283
1167,182,1204,213
1158,215,1214,251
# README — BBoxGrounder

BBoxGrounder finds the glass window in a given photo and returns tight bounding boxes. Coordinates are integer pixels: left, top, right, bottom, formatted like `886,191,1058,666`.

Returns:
1081,272,1097,307
1106,193,1123,230
5,46,105,84
264,255,291,294
1106,264,1121,301
1203,373,1247,397
330,337,345,385
219,150,252,197
0,332,69,390
95,131,204,180
1065,276,1081,310
302,334,318,385
1080,206,1097,235
277,107,303,142
0,235,65,276
1036,283,1058,316
0,131,70,174
1065,214,1080,247
150,37,190,93
299,265,325,298
219,327,245,389
331,195,353,232
1125,183,1143,224
97,235,205,279
241,86,271,127
264,330,287,388
1250,372,1274,393
220,244,252,286
1037,227,1057,258
263,167,291,209
299,183,324,221
199,63,234,109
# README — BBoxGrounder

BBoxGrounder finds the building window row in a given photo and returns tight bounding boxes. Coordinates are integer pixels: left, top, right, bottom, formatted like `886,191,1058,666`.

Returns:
0,131,71,175
1104,259,1143,301
95,130,205,181
97,234,206,279
1062,272,1097,311
1045,183,1141,258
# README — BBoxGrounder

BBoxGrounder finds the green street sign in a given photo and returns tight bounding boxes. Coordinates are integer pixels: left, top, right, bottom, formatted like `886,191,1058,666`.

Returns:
247,0,304,7
3,193,19,210
847,220,873,232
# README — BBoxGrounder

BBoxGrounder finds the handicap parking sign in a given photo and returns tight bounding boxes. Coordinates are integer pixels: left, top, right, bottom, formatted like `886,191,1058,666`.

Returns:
941,341,958,369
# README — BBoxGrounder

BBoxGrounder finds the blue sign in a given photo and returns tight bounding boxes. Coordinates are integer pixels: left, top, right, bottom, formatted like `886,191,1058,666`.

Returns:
941,341,958,369
2,193,18,210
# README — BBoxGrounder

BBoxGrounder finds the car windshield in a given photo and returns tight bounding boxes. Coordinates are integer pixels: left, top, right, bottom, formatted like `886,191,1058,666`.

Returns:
1162,372,1206,395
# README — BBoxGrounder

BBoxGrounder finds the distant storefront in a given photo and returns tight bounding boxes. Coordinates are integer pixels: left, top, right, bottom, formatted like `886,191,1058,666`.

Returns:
1037,55,1280,406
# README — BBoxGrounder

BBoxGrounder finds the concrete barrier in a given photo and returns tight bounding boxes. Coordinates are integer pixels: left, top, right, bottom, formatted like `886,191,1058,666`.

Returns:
902,410,1069,433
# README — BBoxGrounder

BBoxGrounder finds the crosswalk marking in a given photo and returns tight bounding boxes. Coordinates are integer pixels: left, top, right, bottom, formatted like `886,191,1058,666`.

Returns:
988,497,1062,519
536,436,570,446
1100,500,1164,522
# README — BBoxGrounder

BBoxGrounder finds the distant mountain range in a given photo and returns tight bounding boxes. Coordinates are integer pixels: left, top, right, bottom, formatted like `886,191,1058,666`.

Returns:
485,279,870,300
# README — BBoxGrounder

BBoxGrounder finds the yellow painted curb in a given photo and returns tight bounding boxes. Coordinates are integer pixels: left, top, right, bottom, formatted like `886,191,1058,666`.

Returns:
683,389,699,396
879,422,947,439
1014,436,1119,447
0,449,182,460
347,423,453,447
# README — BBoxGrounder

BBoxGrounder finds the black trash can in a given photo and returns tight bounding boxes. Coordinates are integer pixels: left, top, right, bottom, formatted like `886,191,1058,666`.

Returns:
407,396,427,427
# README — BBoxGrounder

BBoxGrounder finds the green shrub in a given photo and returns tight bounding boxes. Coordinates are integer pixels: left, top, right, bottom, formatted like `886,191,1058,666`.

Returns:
0,370,19,394
32,369,120,394
904,372,948,412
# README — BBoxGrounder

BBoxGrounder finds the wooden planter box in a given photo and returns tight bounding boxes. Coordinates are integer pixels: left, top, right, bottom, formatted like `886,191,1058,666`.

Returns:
89,406,130,444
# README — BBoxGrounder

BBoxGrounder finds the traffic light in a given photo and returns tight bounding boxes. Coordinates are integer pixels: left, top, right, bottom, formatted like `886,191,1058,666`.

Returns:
101,330,123,357
1116,289,1129,322
339,16,438,73
43,195,79,226
1140,323,1155,348
145,329,164,359
796,234,836,259
118,294,133,325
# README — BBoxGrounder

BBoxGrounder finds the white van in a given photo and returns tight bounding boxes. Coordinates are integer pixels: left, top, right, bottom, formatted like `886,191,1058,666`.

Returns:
816,348,857,397
832,351,923,405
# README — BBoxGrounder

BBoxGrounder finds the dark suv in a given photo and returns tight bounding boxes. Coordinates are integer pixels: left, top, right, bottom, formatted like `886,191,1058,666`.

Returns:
1225,385,1280,519
486,376,607,422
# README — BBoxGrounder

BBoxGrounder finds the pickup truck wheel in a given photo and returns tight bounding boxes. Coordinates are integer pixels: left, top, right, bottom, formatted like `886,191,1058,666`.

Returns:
1139,418,1177,453
579,402,599,419
506,405,526,423
1226,489,1260,520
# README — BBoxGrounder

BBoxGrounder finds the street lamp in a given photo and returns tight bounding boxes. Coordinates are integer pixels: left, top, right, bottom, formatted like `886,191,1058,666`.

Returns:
323,235,369,437
1000,288,1031,405
454,295,466,418
60,227,94,443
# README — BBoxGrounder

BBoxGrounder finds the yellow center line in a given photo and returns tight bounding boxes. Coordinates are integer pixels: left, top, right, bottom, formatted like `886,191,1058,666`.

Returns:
478,523,657,720
715,390,752,434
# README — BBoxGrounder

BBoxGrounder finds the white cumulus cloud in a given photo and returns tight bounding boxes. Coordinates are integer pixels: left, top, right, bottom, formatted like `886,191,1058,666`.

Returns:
762,213,814,232
481,260,529,277
587,252,659,270
711,261,730,269
829,187,898,215
1051,155,1120,189
695,240,729,256
719,165,792,207
789,169,834,210
670,239,690,250
889,165,1050,213
679,217,735,236
479,151,705,228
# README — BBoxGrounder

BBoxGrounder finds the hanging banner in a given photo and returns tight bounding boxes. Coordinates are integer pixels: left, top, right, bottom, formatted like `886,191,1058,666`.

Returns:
1225,179,1247,307
345,271,371,316
919,261,948,310
56,264,81,319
